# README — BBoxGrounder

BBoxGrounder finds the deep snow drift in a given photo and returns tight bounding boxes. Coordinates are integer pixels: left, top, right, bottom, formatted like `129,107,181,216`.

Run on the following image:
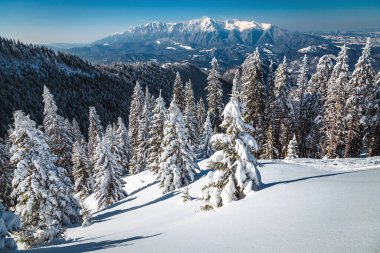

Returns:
26,158,380,253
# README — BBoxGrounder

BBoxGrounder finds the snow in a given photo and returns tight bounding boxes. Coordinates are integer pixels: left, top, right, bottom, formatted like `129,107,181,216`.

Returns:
225,20,257,32
155,40,161,44
28,158,380,253
165,47,176,50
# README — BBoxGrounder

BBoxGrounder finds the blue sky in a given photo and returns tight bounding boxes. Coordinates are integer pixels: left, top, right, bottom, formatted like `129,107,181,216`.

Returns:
0,0,379,44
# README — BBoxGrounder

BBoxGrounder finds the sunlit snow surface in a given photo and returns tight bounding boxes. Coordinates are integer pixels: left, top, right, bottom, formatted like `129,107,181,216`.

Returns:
26,158,380,253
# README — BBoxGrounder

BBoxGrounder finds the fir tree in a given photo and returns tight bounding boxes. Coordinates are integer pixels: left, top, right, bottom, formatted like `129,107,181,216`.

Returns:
71,119,85,144
241,48,266,150
200,96,261,209
366,71,380,156
72,140,94,200
324,45,349,158
197,113,213,159
42,86,74,180
272,57,294,158
172,72,186,112
260,125,278,160
104,125,125,177
88,107,104,168
285,135,299,159
184,79,199,148
344,38,375,157
0,139,13,209
128,81,144,150
94,138,127,210
232,68,243,103
147,92,167,176
10,111,80,228
303,55,333,157
159,98,198,193
196,98,206,137
206,57,224,133
115,117,132,175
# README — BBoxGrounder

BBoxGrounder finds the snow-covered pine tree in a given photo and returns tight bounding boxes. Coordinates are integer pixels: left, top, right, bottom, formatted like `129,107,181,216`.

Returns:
88,107,104,167
128,81,144,150
260,125,279,160
272,57,294,158
0,139,13,209
10,111,80,228
366,71,380,156
241,48,266,150
131,94,152,174
285,135,299,159
159,97,199,194
206,57,224,133
43,86,74,180
71,118,85,145
303,55,333,157
72,140,94,200
197,113,213,159
323,45,349,158
232,68,243,103
147,92,167,176
172,72,186,112
196,98,206,137
200,95,261,209
94,137,127,210
115,117,132,175
344,38,375,158
294,55,309,156
104,125,125,178
184,79,199,148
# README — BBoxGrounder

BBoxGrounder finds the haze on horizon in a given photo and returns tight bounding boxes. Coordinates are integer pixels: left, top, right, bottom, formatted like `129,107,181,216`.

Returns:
0,0,379,44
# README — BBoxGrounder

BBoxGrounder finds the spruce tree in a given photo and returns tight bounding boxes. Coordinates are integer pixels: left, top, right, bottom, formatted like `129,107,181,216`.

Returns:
366,71,380,156
159,98,199,193
196,98,206,137
94,138,127,210
232,68,243,103
241,48,266,150
197,113,213,159
260,125,278,160
128,81,144,150
147,92,167,176
324,45,349,158
71,118,85,145
115,117,132,175
72,140,94,200
10,111,80,228
184,79,199,148
200,96,261,209
285,135,299,159
88,107,104,168
206,57,224,133
172,72,186,112
344,38,374,157
272,57,294,158
43,86,74,180
0,139,13,209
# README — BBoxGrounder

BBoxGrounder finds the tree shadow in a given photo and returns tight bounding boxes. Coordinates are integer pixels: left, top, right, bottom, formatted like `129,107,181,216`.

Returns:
94,191,180,223
24,234,161,253
128,180,159,196
260,170,359,189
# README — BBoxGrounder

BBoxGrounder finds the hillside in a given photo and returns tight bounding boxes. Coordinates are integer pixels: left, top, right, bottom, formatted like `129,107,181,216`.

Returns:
26,158,380,253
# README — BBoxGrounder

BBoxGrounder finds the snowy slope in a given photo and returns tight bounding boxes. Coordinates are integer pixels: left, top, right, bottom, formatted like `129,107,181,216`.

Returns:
27,159,380,253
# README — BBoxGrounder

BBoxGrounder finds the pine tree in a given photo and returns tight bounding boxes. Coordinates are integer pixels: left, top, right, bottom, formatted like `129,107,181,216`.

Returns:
197,113,213,159
10,111,80,228
200,96,261,209
295,55,309,156
172,72,186,112
72,140,94,200
272,57,294,158
196,98,206,137
147,92,167,176
206,57,224,133
285,135,299,159
232,68,243,103
115,117,132,175
303,55,333,157
94,138,127,210
241,48,266,150
88,107,104,167
0,139,13,209
260,125,278,160
344,38,375,157
159,98,199,194
104,125,125,177
184,79,199,148
43,86,74,180
128,81,144,150
366,71,380,156
324,45,349,158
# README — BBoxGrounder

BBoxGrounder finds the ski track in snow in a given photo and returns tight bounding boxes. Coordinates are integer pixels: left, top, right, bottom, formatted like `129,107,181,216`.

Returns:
26,158,380,253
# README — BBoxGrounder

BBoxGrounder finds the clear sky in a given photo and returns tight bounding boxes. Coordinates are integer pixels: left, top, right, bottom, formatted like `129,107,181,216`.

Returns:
0,0,379,44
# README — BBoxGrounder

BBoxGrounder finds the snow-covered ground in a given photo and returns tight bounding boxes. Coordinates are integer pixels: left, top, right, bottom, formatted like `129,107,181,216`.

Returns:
26,158,380,253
